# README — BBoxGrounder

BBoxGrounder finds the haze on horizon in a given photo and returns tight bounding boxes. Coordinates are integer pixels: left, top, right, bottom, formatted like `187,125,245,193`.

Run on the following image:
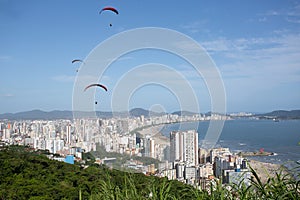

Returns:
1,0,299,114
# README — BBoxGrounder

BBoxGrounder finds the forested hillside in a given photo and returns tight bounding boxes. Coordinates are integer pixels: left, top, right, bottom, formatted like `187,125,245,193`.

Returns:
0,146,192,199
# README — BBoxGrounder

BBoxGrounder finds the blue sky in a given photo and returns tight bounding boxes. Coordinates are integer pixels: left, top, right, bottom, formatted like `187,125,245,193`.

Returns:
0,0,300,113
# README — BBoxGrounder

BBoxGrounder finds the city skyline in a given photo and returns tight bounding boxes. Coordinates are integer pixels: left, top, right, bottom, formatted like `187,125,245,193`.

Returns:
1,113,296,187
0,115,252,188
1,0,300,113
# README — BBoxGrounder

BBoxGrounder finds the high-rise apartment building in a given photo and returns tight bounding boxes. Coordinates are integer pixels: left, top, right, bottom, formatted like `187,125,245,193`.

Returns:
144,136,156,159
170,130,199,166
66,124,72,145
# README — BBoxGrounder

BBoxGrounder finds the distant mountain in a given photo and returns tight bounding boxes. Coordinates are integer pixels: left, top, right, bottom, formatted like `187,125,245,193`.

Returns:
0,108,163,120
0,110,115,120
255,110,300,119
1,109,299,120
129,108,149,117
0,110,73,120
172,110,198,116
129,108,166,117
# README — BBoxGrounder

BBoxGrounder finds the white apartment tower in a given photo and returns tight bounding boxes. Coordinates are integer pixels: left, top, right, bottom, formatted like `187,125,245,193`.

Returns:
144,136,156,159
66,124,72,145
170,130,199,166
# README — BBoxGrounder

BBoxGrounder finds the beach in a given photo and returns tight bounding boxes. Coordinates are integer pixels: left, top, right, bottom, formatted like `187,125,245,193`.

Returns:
248,159,287,183
137,125,169,146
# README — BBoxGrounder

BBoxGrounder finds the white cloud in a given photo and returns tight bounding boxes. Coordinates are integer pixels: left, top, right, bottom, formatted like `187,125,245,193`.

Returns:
180,20,210,34
265,10,280,16
287,3,300,17
201,39,232,52
286,17,300,24
259,17,267,22
0,55,12,61
52,75,75,82
203,33,300,87
2,94,14,97
259,3,300,24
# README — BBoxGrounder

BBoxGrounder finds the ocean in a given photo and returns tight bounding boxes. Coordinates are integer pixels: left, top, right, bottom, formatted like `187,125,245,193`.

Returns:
160,119,300,167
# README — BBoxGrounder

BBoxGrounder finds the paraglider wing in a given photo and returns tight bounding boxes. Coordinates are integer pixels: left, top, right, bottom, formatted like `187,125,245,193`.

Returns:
72,59,84,72
72,59,83,64
84,84,108,92
100,7,119,15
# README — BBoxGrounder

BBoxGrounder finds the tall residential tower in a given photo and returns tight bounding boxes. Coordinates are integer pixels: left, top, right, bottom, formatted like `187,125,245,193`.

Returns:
170,130,199,166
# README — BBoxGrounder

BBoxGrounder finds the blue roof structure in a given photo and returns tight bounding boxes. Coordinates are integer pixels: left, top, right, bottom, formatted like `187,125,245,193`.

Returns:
64,155,74,164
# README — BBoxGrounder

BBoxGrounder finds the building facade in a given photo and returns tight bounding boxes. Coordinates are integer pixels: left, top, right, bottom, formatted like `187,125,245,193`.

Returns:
170,130,199,166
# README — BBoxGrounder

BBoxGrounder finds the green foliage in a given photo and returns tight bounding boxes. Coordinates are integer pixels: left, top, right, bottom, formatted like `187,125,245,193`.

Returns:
0,145,299,200
90,143,161,169
247,165,300,199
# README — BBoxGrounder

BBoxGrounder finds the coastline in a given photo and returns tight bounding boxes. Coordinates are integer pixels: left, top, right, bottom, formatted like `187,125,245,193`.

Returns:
136,124,169,146
247,159,287,183
135,124,290,183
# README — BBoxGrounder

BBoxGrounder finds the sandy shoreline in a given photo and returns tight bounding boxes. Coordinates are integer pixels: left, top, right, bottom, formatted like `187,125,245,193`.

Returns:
248,159,287,183
137,124,287,183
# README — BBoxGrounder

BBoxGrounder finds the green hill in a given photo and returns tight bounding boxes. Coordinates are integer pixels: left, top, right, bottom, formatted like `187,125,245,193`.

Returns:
257,109,300,119
0,146,193,200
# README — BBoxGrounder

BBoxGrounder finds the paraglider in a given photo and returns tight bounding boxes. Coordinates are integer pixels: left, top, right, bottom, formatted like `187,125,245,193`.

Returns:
84,83,108,104
99,7,119,15
71,59,84,72
84,83,108,92
71,59,84,64
99,7,119,27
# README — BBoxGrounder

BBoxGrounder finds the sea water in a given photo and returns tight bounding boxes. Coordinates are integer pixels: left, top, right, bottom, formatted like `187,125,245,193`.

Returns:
160,119,300,165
